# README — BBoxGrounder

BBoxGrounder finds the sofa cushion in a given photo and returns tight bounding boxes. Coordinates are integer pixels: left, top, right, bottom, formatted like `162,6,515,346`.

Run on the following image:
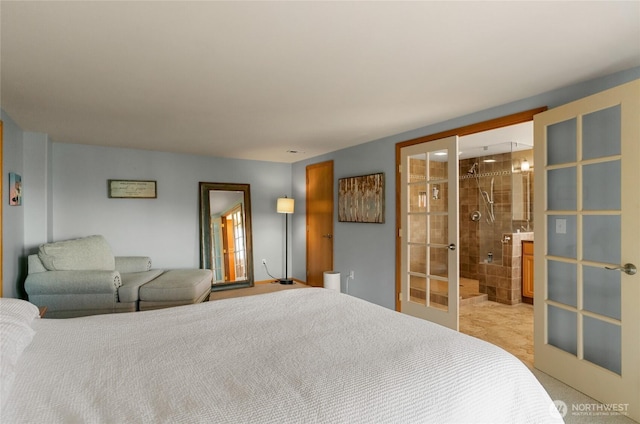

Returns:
139,269,212,302
38,235,115,271
118,269,165,303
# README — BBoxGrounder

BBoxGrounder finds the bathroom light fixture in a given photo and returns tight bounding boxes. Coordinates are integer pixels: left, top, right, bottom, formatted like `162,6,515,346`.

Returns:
277,197,295,284
521,159,530,171
483,159,496,163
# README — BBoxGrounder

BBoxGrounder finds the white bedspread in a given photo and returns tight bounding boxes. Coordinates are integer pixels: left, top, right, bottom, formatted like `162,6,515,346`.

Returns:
3,288,562,423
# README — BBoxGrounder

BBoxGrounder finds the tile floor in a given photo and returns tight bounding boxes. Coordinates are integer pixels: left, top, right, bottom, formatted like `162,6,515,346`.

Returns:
459,287,534,367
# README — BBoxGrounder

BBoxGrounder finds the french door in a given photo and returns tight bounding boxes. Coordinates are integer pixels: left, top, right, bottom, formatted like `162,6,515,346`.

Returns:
533,79,639,421
400,136,460,330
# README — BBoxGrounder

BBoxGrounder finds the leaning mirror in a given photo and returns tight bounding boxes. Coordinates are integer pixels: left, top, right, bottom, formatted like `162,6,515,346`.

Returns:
199,182,253,291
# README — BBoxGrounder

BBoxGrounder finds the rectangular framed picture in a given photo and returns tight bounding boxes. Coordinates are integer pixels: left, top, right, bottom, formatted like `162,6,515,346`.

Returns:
9,172,22,206
338,172,384,223
108,180,157,199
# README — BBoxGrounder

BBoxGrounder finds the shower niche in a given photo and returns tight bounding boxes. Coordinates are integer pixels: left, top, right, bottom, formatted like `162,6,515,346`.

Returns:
458,142,534,304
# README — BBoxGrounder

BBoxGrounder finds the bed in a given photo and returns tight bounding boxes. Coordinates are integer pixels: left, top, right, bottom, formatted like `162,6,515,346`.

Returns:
1,288,562,423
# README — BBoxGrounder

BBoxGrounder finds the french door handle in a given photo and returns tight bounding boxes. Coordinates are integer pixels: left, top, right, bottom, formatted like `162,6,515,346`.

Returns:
605,263,637,275
323,234,333,239
448,243,456,251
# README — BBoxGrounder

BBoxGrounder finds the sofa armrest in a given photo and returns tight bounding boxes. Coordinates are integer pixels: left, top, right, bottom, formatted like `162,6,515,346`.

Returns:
115,256,152,273
24,270,121,295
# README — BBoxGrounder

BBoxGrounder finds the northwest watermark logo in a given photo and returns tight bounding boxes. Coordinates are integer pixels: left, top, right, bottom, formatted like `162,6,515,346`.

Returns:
551,400,567,418
551,400,629,418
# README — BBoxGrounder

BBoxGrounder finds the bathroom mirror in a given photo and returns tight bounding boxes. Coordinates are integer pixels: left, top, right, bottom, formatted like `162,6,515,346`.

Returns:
199,182,254,291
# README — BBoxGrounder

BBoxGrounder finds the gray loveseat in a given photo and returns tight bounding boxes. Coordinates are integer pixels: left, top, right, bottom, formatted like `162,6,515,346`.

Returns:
25,235,212,318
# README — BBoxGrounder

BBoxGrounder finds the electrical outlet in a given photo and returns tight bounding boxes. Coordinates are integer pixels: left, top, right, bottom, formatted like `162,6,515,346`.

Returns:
349,270,354,279
262,259,267,265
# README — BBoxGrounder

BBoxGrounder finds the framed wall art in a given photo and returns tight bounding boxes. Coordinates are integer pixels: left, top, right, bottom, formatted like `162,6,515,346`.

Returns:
9,173,22,206
338,172,384,223
108,180,157,199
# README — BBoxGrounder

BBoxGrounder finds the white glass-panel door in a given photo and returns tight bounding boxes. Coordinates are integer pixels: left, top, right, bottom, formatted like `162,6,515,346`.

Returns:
400,136,459,330
534,80,639,421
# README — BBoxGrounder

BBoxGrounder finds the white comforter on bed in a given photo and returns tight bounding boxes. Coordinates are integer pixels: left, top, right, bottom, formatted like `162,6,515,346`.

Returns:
3,288,562,423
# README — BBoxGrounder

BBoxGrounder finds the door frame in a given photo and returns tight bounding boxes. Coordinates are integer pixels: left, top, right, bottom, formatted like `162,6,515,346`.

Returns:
395,107,547,311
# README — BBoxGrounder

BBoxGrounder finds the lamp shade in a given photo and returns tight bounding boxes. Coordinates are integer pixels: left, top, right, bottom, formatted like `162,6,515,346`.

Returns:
521,159,530,171
277,197,295,214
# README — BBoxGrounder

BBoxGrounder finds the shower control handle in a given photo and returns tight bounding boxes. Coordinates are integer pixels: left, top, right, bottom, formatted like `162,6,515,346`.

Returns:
448,243,456,251
604,263,637,276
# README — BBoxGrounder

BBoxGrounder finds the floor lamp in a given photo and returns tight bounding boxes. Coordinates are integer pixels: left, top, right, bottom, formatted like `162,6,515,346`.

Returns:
277,197,294,284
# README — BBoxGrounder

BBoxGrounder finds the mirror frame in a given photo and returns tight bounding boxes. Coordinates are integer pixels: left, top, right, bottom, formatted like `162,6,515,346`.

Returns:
199,182,254,291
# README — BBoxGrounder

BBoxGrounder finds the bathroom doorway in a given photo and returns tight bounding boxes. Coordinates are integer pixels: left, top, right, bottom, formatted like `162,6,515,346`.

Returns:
458,123,534,304
395,107,543,345
457,122,535,366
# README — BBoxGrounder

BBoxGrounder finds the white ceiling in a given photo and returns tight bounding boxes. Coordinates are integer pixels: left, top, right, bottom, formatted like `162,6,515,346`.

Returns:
1,1,639,163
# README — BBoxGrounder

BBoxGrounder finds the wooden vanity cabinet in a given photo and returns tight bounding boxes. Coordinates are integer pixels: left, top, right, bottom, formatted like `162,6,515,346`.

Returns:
522,241,534,304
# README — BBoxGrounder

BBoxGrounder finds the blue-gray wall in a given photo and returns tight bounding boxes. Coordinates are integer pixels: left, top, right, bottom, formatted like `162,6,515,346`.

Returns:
49,143,292,276
4,66,640,305
291,66,640,310
2,111,28,298
2,132,294,294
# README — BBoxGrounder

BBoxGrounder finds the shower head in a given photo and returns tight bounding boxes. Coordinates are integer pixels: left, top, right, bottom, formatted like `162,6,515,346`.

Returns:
467,163,478,175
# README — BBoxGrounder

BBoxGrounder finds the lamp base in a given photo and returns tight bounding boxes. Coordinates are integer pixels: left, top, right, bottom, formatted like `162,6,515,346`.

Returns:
279,278,294,285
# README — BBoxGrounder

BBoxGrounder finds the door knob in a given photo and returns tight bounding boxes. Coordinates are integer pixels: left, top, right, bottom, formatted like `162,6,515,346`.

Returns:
448,243,456,251
605,263,637,275
323,234,333,239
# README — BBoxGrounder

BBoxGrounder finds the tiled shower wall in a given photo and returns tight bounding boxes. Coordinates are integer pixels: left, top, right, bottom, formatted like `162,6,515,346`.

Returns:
459,149,534,304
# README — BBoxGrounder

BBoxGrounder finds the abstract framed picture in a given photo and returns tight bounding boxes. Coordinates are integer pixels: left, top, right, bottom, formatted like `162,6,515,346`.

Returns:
9,173,22,206
338,172,384,223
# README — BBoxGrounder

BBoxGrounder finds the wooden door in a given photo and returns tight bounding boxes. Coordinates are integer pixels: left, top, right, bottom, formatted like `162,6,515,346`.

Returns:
222,216,236,281
306,161,334,287
533,80,639,421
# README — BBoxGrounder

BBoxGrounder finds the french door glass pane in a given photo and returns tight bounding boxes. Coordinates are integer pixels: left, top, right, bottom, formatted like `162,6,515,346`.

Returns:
429,247,448,279
408,214,426,244
409,244,426,274
582,105,621,160
583,215,621,264
547,260,577,307
409,275,426,306
583,265,621,320
548,305,577,356
583,161,621,211
428,151,448,180
429,215,448,245
408,154,427,182
410,183,427,213
547,215,577,259
429,278,448,311
584,316,621,375
547,167,577,211
547,118,577,165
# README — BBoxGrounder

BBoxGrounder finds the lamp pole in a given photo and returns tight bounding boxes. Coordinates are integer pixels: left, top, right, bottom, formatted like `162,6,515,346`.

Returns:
277,197,294,284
